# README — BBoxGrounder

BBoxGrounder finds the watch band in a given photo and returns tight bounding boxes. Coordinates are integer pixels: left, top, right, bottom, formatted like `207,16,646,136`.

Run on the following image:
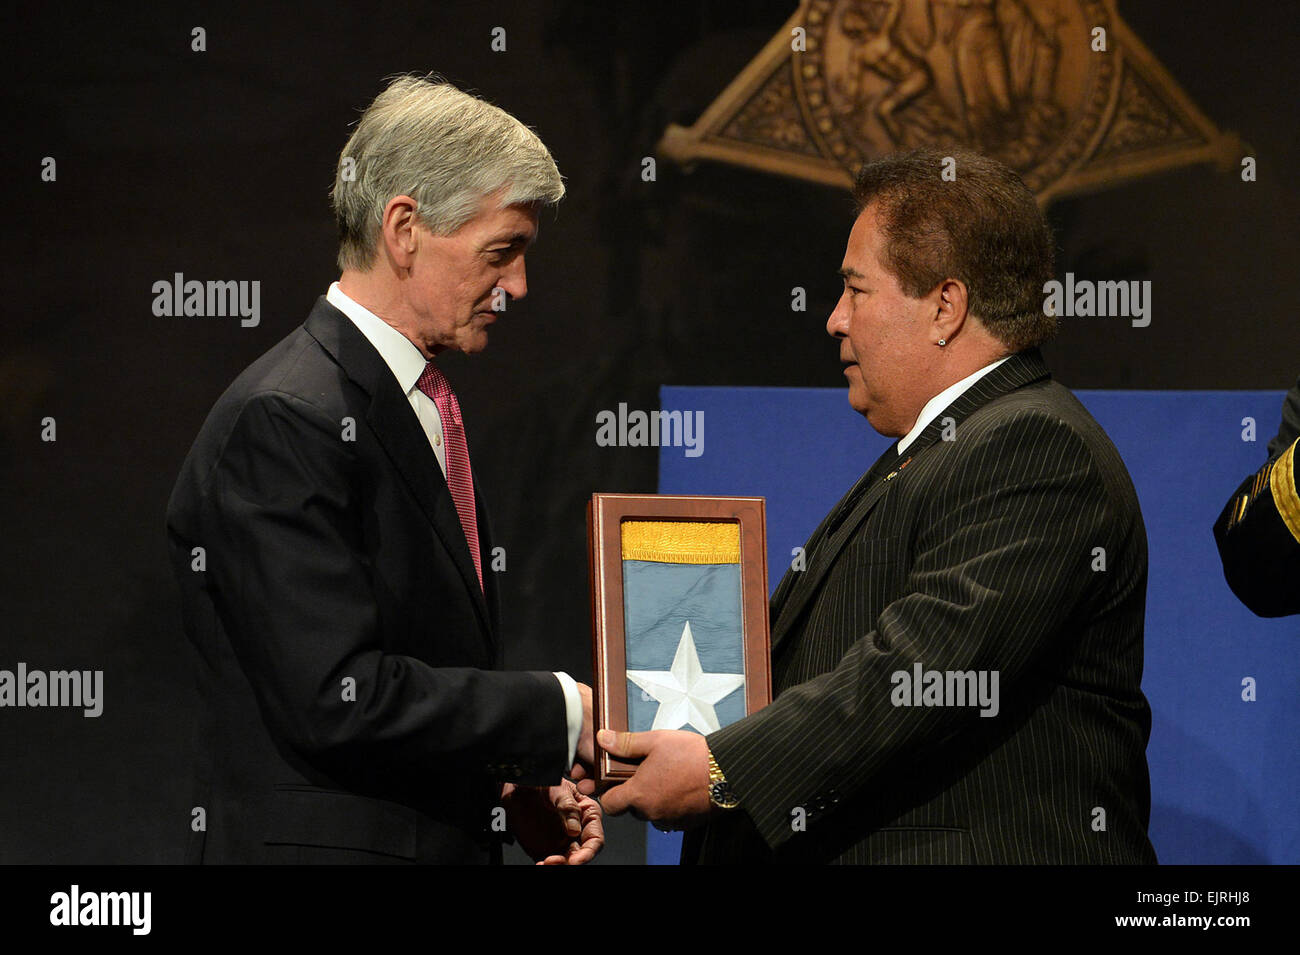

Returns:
707,749,740,810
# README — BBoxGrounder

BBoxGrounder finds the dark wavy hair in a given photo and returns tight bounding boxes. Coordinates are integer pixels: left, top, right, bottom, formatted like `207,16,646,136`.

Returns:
851,146,1058,351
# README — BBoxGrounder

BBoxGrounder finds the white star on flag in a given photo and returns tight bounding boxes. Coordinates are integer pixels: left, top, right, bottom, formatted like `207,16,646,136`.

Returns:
626,620,745,734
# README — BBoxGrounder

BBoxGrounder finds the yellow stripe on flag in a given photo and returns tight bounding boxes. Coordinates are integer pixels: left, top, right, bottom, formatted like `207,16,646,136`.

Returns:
620,520,740,564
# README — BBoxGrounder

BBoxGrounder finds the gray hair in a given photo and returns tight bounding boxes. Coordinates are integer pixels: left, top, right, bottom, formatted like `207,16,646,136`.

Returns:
330,73,565,272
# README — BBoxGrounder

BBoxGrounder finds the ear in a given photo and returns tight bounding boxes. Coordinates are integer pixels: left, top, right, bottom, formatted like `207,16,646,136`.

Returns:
379,195,420,270
932,278,970,345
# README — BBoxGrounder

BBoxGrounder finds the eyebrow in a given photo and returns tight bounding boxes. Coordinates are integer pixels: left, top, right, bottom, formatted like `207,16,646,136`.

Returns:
486,232,535,248
838,267,864,280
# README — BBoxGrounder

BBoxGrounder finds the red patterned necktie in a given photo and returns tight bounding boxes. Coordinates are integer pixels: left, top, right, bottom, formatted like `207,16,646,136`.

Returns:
415,361,482,591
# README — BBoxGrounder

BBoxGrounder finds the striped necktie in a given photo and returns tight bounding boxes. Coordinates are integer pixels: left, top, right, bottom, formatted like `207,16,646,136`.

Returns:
415,361,483,591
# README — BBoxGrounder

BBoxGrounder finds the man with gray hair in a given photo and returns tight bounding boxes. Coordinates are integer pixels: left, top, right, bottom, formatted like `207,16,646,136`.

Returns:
166,74,601,865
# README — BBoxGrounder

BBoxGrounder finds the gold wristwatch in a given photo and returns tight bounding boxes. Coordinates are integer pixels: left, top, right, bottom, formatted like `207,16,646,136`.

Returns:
707,749,740,810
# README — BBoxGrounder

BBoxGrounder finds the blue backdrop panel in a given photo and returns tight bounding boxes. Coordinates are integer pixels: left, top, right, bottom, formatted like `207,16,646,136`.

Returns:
645,386,1298,866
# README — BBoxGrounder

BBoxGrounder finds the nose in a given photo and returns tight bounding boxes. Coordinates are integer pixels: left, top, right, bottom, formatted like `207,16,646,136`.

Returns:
827,290,849,338
497,255,528,302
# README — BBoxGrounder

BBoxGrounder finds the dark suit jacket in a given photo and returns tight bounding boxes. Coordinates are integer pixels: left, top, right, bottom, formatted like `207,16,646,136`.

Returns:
166,297,568,864
1213,376,1300,617
685,349,1157,864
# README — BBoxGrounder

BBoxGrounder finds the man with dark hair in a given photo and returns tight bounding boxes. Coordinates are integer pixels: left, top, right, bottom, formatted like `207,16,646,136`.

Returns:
849,147,1057,352
601,146,1157,864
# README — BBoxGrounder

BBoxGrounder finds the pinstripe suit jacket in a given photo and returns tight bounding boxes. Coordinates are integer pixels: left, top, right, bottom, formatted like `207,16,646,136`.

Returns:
685,349,1157,864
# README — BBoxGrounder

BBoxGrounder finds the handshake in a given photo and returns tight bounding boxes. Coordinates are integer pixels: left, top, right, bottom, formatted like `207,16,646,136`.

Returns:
502,682,721,865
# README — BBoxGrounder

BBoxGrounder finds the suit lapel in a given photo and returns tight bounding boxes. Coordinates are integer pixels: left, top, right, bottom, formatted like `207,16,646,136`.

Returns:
471,469,502,652
770,349,1052,654
883,348,1051,462
770,443,900,652
304,298,493,639
770,438,904,626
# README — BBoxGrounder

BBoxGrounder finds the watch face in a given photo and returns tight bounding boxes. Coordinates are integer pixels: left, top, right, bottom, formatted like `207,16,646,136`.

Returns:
710,781,739,809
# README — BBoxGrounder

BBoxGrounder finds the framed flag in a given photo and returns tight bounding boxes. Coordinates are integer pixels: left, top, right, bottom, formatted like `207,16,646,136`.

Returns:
587,493,771,785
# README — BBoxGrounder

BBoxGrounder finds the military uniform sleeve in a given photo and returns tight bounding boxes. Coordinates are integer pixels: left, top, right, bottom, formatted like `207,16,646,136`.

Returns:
1214,434,1300,618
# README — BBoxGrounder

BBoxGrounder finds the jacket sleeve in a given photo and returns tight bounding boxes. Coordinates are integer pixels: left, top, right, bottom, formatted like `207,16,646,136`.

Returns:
191,389,569,789
705,413,1133,850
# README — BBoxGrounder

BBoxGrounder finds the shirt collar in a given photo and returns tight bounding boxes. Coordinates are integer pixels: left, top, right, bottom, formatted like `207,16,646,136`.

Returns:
326,282,428,396
897,355,1012,455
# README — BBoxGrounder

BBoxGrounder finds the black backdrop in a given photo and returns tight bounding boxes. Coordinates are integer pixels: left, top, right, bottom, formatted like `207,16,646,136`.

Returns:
2,1,1297,864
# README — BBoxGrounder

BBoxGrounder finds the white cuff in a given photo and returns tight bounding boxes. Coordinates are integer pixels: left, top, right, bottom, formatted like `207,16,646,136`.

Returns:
552,671,582,770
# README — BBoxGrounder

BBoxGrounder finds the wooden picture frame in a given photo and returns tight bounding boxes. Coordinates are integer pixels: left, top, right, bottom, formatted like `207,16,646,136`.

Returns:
587,493,771,786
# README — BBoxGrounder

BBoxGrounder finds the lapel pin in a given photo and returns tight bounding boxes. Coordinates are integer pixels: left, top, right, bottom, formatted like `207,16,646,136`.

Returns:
884,456,914,481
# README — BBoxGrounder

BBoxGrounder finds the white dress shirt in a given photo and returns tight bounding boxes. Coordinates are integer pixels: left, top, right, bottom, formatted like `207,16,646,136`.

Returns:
326,283,583,770
327,282,450,474
897,355,1011,455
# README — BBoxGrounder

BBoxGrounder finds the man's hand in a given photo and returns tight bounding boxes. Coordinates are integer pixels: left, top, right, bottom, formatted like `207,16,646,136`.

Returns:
569,682,597,795
596,728,713,830
501,780,604,865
